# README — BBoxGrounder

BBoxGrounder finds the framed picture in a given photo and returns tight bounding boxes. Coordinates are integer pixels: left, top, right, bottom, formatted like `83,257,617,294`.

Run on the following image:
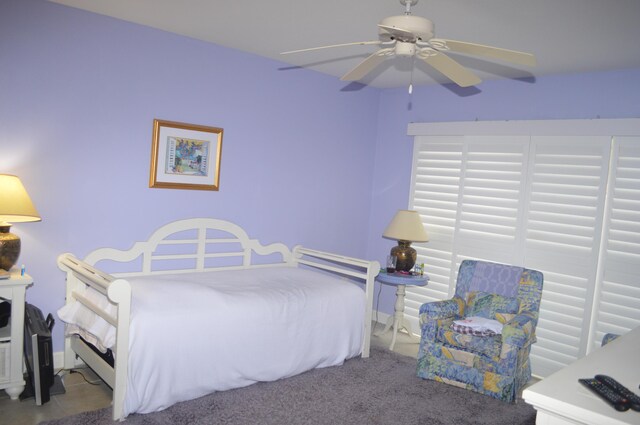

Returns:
149,119,223,191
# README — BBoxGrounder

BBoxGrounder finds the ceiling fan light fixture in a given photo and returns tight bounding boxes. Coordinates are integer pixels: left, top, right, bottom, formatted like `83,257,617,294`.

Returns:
378,15,434,42
395,41,416,57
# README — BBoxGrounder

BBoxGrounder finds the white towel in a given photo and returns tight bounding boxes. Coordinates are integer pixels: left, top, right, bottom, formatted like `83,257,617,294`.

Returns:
452,316,504,335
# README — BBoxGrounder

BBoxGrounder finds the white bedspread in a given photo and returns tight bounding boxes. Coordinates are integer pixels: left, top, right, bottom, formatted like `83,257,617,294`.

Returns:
113,266,364,416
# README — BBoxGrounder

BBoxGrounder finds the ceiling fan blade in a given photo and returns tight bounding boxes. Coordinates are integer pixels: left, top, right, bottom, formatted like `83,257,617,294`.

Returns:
340,48,394,81
419,50,482,87
433,39,536,67
378,24,416,41
281,41,382,55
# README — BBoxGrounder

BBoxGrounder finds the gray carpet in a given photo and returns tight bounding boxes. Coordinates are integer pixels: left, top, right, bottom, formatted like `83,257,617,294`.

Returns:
41,348,536,425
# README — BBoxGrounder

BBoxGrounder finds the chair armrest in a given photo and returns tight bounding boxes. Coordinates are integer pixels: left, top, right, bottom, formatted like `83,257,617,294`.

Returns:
502,312,538,347
419,297,464,324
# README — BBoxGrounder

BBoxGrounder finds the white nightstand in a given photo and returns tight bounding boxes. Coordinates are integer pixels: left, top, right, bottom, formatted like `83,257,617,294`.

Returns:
0,269,32,399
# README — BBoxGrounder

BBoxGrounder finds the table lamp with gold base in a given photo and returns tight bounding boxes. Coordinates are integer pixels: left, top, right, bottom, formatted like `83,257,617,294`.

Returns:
382,210,428,272
0,174,41,271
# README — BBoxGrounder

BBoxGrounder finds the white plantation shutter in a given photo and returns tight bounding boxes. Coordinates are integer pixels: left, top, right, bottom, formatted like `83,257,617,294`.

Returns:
523,137,610,377
405,137,463,332
592,137,640,351
406,136,530,332
405,123,640,378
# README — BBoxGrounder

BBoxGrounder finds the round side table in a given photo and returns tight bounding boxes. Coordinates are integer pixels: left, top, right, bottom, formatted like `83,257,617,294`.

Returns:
375,272,429,351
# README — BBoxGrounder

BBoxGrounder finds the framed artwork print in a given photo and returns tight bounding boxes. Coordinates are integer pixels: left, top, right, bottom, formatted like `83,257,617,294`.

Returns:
149,119,223,191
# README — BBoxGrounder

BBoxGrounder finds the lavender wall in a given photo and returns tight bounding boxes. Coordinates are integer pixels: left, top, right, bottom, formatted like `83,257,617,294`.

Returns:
3,0,640,355
367,69,640,309
0,0,380,351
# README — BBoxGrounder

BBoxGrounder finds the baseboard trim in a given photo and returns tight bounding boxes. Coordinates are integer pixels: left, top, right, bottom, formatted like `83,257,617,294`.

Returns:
372,310,391,331
53,351,64,371
53,351,85,371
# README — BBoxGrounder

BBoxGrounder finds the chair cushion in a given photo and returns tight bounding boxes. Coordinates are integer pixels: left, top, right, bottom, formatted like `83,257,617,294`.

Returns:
469,262,523,298
466,291,520,321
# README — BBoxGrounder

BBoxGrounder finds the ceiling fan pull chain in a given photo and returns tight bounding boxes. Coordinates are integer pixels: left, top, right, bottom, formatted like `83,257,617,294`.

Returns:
409,56,416,94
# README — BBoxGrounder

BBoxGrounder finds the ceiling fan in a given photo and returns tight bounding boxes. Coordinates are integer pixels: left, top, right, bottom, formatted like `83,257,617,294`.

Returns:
281,0,536,89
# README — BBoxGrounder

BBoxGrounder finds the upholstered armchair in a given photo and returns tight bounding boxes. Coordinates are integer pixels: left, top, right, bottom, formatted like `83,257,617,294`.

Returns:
417,260,543,402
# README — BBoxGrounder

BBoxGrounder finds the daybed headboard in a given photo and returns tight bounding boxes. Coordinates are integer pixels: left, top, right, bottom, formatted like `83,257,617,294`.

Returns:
81,218,294,275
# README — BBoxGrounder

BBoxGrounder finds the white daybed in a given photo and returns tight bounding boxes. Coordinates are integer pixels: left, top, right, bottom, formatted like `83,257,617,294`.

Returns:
57,218,380,421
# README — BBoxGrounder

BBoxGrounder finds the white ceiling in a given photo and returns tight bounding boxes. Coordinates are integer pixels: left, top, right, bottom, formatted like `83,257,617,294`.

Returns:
49,0,640,89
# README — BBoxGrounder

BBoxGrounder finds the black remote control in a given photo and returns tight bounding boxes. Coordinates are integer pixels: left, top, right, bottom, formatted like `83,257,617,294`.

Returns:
579,378,630,412
595,374,640,412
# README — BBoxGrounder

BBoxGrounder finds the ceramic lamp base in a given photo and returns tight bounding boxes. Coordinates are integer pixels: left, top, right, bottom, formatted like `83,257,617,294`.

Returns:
390,241,416,272
0,225,20,271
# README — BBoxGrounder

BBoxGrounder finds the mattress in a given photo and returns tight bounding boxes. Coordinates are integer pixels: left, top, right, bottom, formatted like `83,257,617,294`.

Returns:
60,266,365,416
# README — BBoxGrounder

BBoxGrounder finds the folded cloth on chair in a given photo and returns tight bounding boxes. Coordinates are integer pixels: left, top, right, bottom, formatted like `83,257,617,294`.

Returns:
452,316,503,336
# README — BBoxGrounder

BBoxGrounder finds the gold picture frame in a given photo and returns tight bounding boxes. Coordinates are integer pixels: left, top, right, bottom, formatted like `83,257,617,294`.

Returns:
149,119,223,191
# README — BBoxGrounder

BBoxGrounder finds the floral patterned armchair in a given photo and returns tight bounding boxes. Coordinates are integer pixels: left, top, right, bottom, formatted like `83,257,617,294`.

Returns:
417,260,543,402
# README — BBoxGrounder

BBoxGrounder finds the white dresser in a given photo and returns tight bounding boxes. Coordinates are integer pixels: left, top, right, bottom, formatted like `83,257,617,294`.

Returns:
0,270,32,399
523,326,640,425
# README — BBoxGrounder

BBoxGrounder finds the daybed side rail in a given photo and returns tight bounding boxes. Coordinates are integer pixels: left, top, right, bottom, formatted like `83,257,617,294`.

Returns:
292,246,380,358
293,247,374,278
59,253,115,294
57,253,131,421
58,254,120,328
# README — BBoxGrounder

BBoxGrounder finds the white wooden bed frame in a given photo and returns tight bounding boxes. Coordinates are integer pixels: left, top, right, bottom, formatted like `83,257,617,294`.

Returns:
57,218,380,421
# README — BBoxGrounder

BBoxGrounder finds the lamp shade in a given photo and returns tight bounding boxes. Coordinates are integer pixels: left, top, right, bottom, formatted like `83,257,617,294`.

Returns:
382,210,428,242
0,174,41,224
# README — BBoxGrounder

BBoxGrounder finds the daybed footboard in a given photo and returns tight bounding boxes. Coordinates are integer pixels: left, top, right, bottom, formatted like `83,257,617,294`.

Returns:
293,246,380,357
58,254,130,421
